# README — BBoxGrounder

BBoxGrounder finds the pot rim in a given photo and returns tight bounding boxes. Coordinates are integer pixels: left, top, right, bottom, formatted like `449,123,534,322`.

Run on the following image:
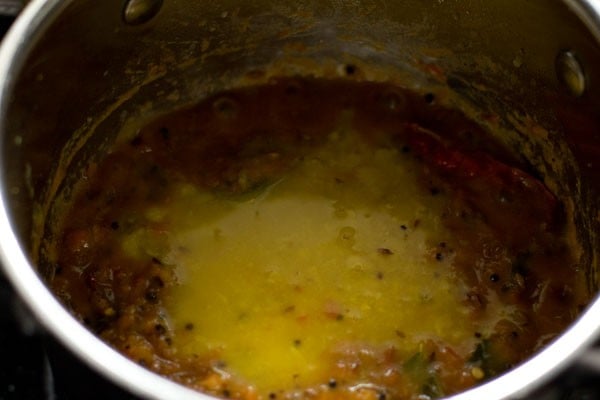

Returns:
0,1,598,399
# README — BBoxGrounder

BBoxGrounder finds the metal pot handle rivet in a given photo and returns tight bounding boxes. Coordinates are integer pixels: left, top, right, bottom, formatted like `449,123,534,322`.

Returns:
556,50,587,97
123,0,163,26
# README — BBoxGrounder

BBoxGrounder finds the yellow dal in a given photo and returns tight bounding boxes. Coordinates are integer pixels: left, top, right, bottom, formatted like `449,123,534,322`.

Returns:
123,130,475,392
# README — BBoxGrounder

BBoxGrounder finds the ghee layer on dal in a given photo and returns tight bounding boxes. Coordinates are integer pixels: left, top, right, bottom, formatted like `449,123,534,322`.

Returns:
47,78,589,400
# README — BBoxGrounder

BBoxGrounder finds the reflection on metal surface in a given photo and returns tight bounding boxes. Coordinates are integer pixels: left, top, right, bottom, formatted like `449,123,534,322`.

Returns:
123,0,162,26
0,0,23,17
556,50,587,97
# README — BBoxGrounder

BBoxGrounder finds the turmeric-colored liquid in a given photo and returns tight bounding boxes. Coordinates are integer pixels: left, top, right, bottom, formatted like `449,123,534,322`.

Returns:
151,129,485,393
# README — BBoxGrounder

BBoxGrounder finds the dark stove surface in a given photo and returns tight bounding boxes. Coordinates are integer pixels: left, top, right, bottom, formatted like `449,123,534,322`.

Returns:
0,277,48,400
0,274,136,400
0,13,600,400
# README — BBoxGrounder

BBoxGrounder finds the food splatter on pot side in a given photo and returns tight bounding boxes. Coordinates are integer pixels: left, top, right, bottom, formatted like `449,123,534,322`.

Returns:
46,77,590,400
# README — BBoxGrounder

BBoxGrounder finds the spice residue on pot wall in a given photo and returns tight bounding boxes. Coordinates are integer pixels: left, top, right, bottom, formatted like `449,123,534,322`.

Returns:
45,77,589,399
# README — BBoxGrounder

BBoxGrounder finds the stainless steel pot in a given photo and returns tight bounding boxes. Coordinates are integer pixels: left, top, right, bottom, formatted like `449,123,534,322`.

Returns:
0,0,598,399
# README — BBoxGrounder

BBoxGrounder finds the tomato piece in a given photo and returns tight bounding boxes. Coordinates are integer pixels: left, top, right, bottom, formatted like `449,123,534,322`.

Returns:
403,123,560,247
